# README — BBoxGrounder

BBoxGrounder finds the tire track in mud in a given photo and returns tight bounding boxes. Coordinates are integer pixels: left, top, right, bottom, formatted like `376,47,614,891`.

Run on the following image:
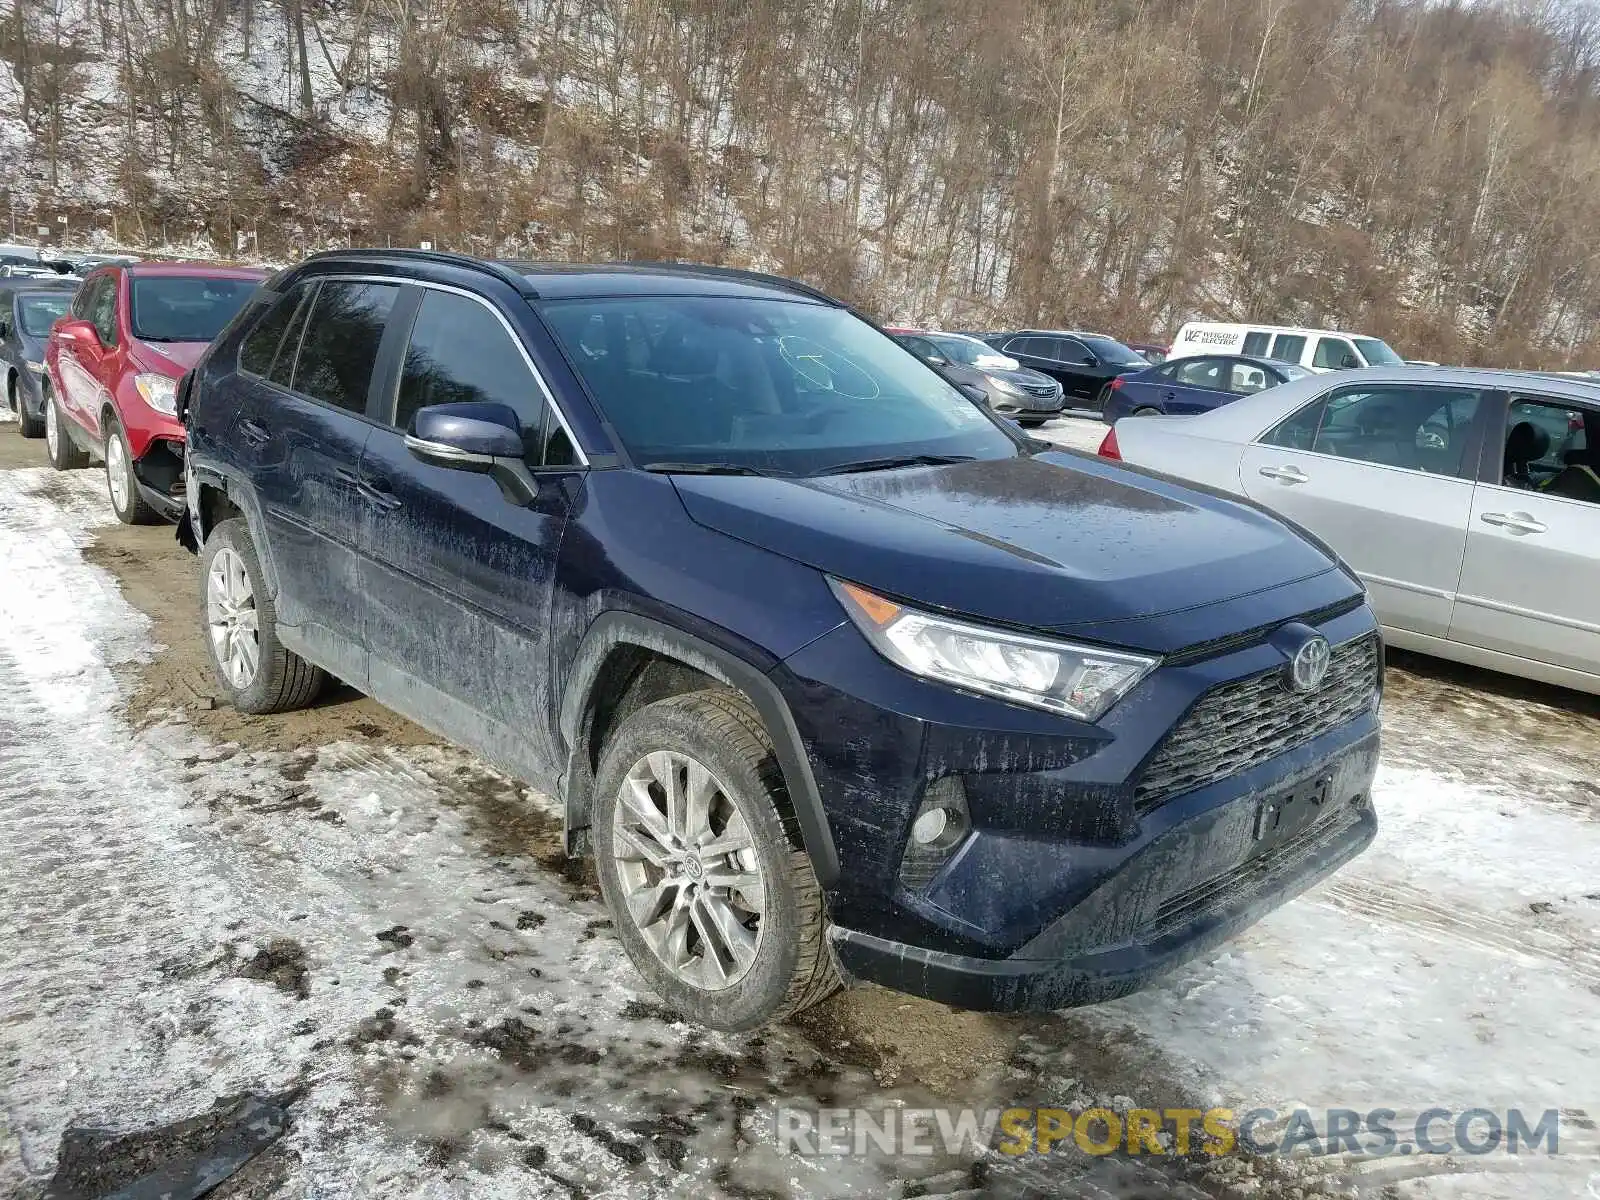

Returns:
1315,876,1600,987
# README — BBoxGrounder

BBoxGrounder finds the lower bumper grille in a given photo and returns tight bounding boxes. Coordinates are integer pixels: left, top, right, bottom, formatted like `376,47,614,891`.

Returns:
1134,634,1380,814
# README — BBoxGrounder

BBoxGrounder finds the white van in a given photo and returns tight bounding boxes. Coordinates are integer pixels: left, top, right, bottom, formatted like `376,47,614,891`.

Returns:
1168,322,1405,372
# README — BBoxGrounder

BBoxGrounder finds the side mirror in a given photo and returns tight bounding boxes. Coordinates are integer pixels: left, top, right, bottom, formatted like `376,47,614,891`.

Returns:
56,318,99,347
406,401,538,504
958,382,990,406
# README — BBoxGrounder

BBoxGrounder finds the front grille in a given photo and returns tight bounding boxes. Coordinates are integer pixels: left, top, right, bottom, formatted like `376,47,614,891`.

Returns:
1021,382,1057,397
1134,634,1379,814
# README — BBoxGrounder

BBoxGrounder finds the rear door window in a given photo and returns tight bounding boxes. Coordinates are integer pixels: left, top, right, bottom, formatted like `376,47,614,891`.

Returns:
1270,333,1306,363
1229,362,1271,394
290,280,399,414
1263,385,1483,475
1241,330,1272,356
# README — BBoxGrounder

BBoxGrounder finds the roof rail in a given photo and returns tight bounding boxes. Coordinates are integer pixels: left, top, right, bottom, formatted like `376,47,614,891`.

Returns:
625,261,844,306
297,247,540,298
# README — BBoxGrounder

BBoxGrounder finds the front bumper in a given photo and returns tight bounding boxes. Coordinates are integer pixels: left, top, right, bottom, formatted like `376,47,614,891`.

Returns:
775,593,1381,1010
828,747,1376,1010
132,435,187,522
991,388,1065,416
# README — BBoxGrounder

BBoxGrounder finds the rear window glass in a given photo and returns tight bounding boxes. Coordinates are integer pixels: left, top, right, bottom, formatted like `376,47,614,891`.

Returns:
1242,331,1271,355
1271,334,1307,362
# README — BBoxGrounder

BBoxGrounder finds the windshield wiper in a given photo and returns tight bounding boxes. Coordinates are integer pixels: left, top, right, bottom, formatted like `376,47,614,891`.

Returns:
639,461,787,477
813,454,977,476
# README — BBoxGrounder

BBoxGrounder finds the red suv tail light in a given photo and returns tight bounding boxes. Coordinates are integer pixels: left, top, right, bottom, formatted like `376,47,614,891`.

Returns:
1098,427,1121,460
1109,377,1124,390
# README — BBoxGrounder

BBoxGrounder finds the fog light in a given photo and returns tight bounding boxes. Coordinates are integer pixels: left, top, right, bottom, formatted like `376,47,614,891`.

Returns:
911,808,950,845
900,777,971,890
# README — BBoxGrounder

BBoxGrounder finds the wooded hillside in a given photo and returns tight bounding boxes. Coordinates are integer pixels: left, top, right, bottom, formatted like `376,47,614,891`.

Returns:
5,0,1600,364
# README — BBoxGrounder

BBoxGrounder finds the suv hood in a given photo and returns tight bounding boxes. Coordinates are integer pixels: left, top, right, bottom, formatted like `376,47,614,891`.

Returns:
132,340,208,374
672,453,1348,651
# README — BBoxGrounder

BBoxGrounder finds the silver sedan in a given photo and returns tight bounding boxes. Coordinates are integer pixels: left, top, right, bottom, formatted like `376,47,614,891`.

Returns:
1105,366,1600,695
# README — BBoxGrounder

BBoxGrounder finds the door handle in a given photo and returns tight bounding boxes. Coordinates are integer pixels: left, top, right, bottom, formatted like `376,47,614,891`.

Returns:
238,418,270,445
358,477,403,512
1480,511,1547,535
1162,390,1176,401
1258,464,1309,484
333,466,363,487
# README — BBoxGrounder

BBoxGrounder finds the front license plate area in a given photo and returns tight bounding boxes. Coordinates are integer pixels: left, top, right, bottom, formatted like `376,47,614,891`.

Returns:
1252,775,1330,854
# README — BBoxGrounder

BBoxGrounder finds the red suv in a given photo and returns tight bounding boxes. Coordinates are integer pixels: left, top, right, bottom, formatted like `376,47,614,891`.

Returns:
44,263,264,522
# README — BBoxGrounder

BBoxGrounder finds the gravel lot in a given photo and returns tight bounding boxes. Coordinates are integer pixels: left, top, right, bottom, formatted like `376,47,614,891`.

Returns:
1,415,1596,1199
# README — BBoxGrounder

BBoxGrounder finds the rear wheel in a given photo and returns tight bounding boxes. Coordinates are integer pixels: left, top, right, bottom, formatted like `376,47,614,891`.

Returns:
1133,406,1163,417
44,381,88,469
592,690,839,1031
1095,384,1114,413
104,415,157,525
200,517,327,714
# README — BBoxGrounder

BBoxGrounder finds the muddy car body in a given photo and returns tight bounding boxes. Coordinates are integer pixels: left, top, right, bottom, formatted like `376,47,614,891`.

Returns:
179,250,1381,1029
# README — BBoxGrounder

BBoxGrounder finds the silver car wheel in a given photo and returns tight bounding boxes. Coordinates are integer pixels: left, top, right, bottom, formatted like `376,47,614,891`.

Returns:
611,750,766,991
44,394,58,456
206,546,261,690
106,429,129,513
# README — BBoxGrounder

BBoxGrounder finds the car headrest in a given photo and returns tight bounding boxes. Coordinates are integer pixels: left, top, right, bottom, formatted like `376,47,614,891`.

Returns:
1505,421,1550,465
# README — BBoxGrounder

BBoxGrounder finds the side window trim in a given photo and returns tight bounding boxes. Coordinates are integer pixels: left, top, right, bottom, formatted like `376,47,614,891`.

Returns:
1262,382,1489,479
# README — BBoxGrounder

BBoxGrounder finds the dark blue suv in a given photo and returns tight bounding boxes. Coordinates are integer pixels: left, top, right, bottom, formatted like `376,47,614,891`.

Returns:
179,251,1380,1030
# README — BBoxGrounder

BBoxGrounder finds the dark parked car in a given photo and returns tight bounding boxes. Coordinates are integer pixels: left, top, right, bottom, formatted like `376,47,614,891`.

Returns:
890,328,1064,426
0,278,78,438
181,250,1380,1030
1103,354,1311,422
986,330,1149,408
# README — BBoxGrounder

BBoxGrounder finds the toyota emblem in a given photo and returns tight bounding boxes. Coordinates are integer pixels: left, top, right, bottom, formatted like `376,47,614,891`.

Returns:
1285,634,1332,693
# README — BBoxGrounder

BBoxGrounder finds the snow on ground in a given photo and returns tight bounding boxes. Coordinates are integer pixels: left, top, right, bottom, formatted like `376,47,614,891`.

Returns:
1,432,1598,1199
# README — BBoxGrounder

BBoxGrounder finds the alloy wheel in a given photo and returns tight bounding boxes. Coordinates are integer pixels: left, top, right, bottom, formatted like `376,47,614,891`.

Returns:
106,429,129,514
206,546,261,690
611,750,766,991
44,395,58,457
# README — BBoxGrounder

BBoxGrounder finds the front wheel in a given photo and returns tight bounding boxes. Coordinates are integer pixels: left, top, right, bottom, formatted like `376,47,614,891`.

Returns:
1017,417,1047,429
592,690,839,1031
104,415,158,524
44,382,88,469
200,518,327,713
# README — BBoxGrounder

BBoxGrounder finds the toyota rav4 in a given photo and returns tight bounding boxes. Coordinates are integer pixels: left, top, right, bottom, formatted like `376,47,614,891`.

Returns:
178,250,1381,1030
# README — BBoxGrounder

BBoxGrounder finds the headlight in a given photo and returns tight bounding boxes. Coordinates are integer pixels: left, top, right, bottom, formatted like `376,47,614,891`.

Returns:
830,579,1158,722
986,374,1025,396
24,359,45,374
134,373,178,416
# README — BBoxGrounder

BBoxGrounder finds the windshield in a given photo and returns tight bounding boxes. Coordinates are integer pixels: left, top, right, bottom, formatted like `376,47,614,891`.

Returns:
1354,337,1404,366
18,294,70,337
129,276,259,342
926,333,1011,368
541,296,1020,475
1081,335,1148,366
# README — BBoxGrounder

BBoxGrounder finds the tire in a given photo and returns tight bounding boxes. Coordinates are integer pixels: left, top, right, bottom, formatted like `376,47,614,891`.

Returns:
103,414,158,524
591,689,839,1031
44,381,88,469
1095,385,1113,413
1017,417,1047,428
200,517,327,714
17,383,44,439
1133,406,1163,417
